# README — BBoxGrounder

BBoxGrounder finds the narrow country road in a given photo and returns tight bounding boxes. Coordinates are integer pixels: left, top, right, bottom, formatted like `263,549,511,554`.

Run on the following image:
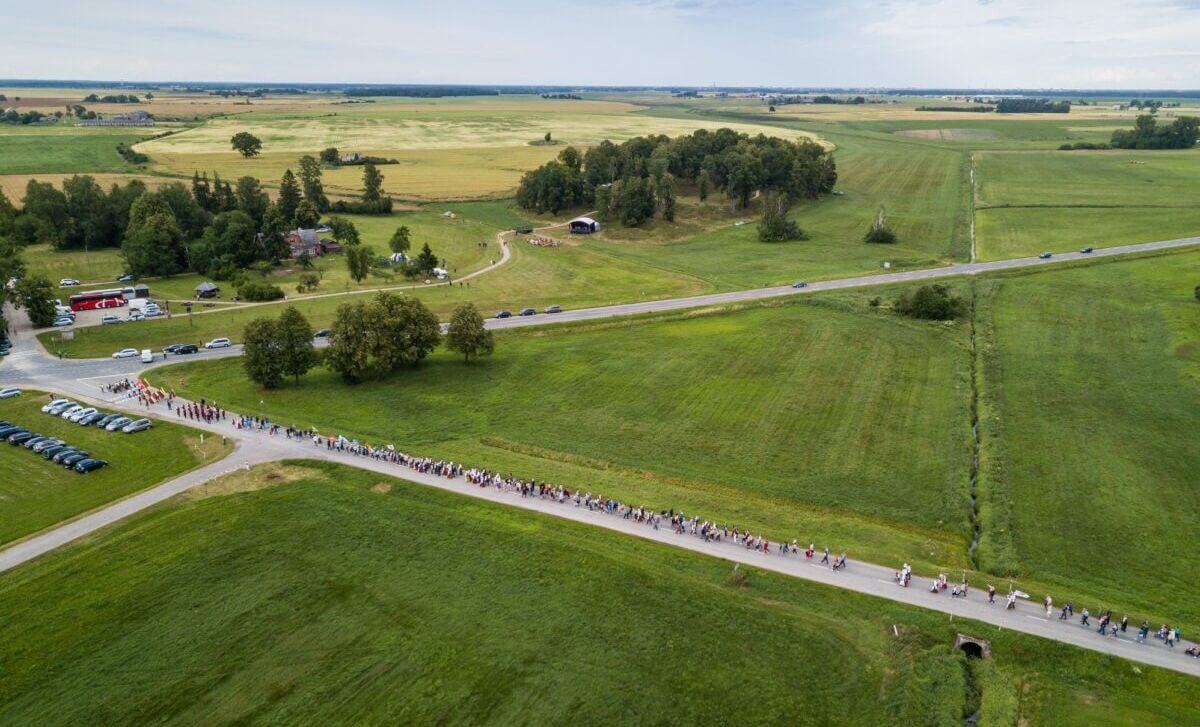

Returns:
3,233,1200,678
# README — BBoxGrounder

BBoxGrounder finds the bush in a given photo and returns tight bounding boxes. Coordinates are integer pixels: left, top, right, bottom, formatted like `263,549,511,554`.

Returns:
329,198,393,215
116,142,149,164
864,207,897,244
757,192,805,242
238,281,285,301
894,284,964,320
1058,141,1110,151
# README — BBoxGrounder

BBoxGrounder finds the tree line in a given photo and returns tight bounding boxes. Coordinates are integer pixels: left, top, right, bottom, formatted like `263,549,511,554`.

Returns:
1110,115,1199,149
995,98,1070,114
242,296,494,389
515,128,837,230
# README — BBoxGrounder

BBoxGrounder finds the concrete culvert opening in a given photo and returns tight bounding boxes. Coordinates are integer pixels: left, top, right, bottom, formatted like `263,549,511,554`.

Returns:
955,634,991,659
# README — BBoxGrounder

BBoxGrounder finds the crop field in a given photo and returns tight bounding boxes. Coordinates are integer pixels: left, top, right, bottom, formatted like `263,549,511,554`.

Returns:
136,104,823,200
0,173,172,210
974,251,1200,631
0,391,230,546
151,296,975,571
973,150,1200,259
2,460,1198,724
0,127,154,175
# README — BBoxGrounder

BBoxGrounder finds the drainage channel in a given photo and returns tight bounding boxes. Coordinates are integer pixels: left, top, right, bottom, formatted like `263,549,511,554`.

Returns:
966,291,983,567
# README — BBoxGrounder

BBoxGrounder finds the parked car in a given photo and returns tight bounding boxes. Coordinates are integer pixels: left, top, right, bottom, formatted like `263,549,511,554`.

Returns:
42,444,71,459
57,404,83,419
75,458,109,473
792,280,808,289
95,413,122,428
519,308,537,316
0,426,25,439
143,307,163,317
32,438,64,453
60,452,90,467
0,387,20,399
23,436,53,450
112,348,139,359
42,398,71,413
544,305,562,314
9,431,38,445
205,337,232,349
78,411,106,425
46,400,77,415
140,349,154,363
127,311,145,322
173,344,199,355
117,273,136,282
52,316,74,327
67,407,98,423
122,418,152,434
105,417,133,432
1038,252,1052,259
313,329,332,339
102,315,122,325
1080,246,1094,254
59,278,81,287
53,448,84,464
495,311,512,319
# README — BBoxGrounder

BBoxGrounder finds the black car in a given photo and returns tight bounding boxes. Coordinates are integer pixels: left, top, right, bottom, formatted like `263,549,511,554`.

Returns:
53,448,84,464
313,329,332,339
0,426,24,440
175,344,199,354
75,458,109,473
1038,252,1053,259
42,444,71,459
78,412,106,425
61,452,90,467
519,308,537,316
495,311,512,319
1080,246,1094,254
95,414,121,428
9,431,37,445
164,343,185,354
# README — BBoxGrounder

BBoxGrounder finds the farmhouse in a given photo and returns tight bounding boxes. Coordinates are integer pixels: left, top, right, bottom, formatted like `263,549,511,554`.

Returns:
285,228,341,258
569,216,600,234
340,152,363,163
79,110,155,127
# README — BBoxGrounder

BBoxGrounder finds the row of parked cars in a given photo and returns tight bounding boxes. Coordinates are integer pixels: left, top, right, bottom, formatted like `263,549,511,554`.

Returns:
41,398,153,434
102,302,163,325
111,338,232,361
0,418,110,473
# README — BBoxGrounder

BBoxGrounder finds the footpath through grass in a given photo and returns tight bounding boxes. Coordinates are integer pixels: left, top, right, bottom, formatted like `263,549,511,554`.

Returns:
974,251,1200,632
152,295,974,571
1,460,1198,724
0,391,230,546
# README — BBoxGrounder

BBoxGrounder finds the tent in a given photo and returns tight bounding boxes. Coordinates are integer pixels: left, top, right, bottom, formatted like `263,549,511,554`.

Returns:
568,216,599,234
195,282,220,299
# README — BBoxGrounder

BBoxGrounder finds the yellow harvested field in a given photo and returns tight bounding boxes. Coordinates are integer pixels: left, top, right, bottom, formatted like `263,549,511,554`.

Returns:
137,110,824,200
0,173,175,204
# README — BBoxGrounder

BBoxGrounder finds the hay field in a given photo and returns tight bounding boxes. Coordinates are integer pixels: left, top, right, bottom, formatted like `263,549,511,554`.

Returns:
0,173,173,205
136,107,824,199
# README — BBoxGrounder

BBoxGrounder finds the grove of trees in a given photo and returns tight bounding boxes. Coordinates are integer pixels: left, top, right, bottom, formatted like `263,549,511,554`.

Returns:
1110,115,1200,149
325,293,441,383
894,284,964,320
242,307,318,388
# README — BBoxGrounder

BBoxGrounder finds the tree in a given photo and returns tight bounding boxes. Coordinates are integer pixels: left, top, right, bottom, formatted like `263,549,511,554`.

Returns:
361,161,384,204
298,155,329,211
230,132,263,158
389,225,411,255
190,210,259,273
277,306,318,384
326,301,374,383
297,271,321,293
697,168,711,201
327,216,360,245
894,284,964,321
278,169,302,225
864,206,897,244
242,317,284,388
657,173,677,222
414,242,438,273
369,293,441,370
293,199,320,230
235,176,270,227
122,211,187,277
21,180,70,245
723,151,763,209
191,172,212,212
446,303,494,362
319,147,340,165
345,243,374,283
260,203,290,262
544,131,552,143
758,191,804,242
15,275,56,327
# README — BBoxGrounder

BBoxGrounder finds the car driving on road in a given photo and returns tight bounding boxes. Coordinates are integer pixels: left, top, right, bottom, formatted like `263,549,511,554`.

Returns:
544,305,562,313
1039,251,1053,259
792,280,808,288
519,308,536,316
205,337,232,349
1080,246,1094,254
495,311,511,319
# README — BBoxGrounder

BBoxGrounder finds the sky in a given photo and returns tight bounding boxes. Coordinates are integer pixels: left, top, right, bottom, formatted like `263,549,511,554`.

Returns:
6,0,1200,88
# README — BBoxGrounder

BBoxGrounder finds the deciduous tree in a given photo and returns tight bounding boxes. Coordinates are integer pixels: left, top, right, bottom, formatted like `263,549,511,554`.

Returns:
345,243,374,283
277,306,318,384
389,225,411,255
361,161,384,204
446,303,494,362
242,317,284,388
230,132,263,158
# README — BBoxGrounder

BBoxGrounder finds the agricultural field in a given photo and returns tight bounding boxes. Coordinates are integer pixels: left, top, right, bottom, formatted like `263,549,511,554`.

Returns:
0,391,230,546
152,293,975,572
2,460,1198,724
974,251,1200,634
0,126,155,176
973,149,1200,259
0,173,171,211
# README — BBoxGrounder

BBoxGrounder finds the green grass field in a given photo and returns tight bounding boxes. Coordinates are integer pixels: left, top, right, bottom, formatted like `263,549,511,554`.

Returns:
973,150,1200,259
150,295,974,571
0,128,152,175
0,391,230,546
2,460,1198,724
23,243,129,284
974,251,1200,630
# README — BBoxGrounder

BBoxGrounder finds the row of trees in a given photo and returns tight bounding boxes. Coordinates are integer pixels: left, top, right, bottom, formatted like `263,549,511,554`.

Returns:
242,296,494,388
516,128,837,227
1110,115,1200,150
995,98,1070,114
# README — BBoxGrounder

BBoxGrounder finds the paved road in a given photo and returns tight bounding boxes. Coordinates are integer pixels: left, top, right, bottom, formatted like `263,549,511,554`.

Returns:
4,234,1200,678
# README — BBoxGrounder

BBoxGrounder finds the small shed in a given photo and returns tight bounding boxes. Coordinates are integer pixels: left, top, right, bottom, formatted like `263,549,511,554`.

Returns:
195,282,220,299
569,216,599,234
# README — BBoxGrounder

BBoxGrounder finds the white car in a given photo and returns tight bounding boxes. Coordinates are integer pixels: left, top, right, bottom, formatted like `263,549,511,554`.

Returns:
52,317,74,327
101,315,121,325
105,416,133,431
43,399,73,413
127,311,145,322
59,278,81,287
0,387,21,399
57,404,83,419
112,348,139,359
204,337,232,349
68,407,97,423
140,349,153,363
143,307,163,317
